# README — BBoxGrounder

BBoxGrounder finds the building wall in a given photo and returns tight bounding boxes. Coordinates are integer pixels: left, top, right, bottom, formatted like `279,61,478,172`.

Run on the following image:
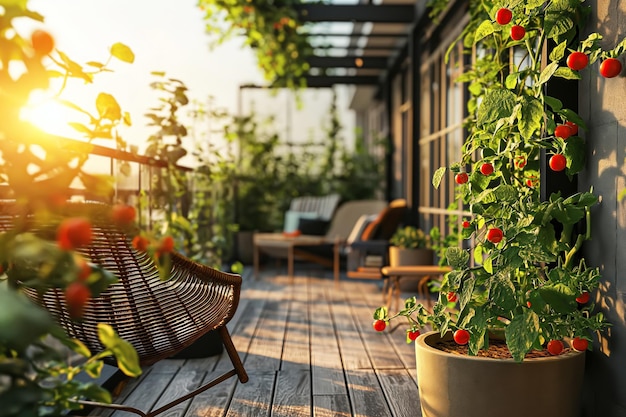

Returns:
579,1,626,415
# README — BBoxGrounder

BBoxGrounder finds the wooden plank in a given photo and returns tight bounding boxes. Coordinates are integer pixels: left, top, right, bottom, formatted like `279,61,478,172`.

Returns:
225,371,275,417
345,370,392,417
151,369,206,417
185,371,238,417
110,367,177,417
272,370,311,417
376,369,421,417
281,283,311,371
86,366,153,417
309,284,346,395
313,394,352,417
244,298,289,371
327,286,372,370
347,283,406,370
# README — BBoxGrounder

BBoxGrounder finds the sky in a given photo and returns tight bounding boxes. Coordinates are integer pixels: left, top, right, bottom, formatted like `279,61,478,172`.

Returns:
17,0,356,164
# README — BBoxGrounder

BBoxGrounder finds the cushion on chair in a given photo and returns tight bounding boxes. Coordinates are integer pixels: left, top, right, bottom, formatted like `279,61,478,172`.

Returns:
297,217,330,235
283,210,319,233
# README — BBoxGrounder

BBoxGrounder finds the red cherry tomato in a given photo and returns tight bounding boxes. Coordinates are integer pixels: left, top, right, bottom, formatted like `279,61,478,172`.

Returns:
407,329,420,341
600,58,622,78
65,282,92,319
112,204,137,227
31,29,55,56
373,319,386,332
510,25,526,41
549,154,567,172
57,217,93,250
480,163,494,175
495,8,512,25
159,236,175,253
76,257,92,282
554,124,573,139
576,291,590,304
453,329,470,345
547,339,564,355
572,337,589,352
132,235,150,252
565,121,579,135
567,52,589,71
455,172,469,184
447,292,458,303
462,220,471,228
486,227,503,244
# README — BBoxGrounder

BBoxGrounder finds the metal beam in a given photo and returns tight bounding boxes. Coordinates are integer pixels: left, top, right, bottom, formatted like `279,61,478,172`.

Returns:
307,32,407,39
295,4,415,23
307,56,388,69
304,75,380,87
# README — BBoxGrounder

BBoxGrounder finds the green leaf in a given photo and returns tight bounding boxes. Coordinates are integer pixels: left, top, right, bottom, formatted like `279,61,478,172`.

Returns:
539,283,577,313
564,136,586,174
79,383,112,404
68,122,93,135
96,92,122,121
110,42,135,63
84,360,104,379
97,324,142,377
459,276,475,312
505,73,518,90
446,246,469,270
483,256,493,274
477,89,516,129
538,61,559,85
505,309,540,362
554,67,581,80
474,20,496,44
0,286,54,351
432,166,446,189
489,272,517,312
544,96,563,112
549,40,568,62
518,96,544,140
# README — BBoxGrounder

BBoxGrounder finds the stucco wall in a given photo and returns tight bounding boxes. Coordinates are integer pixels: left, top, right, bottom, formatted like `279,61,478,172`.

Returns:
578,0,626,415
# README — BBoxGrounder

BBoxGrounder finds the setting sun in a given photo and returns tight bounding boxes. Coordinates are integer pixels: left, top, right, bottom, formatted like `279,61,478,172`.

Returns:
20,90,77,137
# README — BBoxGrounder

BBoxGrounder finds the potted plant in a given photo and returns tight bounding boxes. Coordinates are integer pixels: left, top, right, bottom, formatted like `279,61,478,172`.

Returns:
373,1,622,416
388,225,435,267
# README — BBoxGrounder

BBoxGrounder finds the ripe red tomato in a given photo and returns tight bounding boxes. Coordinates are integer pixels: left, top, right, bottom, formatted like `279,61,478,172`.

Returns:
373,319,386,332
600,58,622,78
554,124,573,139
407,329,420,341
565,121,579,135
549,154,567,172
576,291,590,304
112,204,137,227
31,29,55,56
572,337,589,352
486,227,503,244
567,52,589,71
453,329,470,345
480,163,494,175
547,339,564,355
526,179,535,188
495,8,512,25
57,217,93,250
510,25,526,41
447,292,458,303
132,235,150,252
462,220,471,228
514,156,526,169
65,282,91,318
455,172,469,184
159,236,175,253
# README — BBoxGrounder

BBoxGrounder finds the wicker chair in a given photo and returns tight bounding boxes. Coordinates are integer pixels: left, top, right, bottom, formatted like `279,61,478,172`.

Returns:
0,201,249,417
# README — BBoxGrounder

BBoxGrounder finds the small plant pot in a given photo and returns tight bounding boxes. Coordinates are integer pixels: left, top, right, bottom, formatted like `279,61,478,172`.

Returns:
388,247,434,267
414,331,585,417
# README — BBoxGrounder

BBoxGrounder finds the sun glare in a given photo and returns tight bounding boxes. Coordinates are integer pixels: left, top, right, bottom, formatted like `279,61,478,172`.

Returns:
20,91,77,137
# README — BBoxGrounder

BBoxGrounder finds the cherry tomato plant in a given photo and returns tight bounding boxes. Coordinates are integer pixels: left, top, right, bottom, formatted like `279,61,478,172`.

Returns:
375,0,620,362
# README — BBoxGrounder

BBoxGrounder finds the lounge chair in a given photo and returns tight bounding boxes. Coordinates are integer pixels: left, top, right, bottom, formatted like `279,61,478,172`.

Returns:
254,199,387,282
0,201,248,417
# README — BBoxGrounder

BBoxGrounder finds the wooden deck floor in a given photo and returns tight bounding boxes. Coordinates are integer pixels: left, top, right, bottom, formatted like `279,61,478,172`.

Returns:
93,267,423,417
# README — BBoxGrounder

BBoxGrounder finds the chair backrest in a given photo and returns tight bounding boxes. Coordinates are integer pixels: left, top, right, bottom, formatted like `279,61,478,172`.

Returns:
359,198,409,241
289,193,341,221
324,200,388,240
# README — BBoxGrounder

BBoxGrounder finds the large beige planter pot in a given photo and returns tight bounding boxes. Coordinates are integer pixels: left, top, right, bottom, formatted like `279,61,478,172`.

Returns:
415,331,585,417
